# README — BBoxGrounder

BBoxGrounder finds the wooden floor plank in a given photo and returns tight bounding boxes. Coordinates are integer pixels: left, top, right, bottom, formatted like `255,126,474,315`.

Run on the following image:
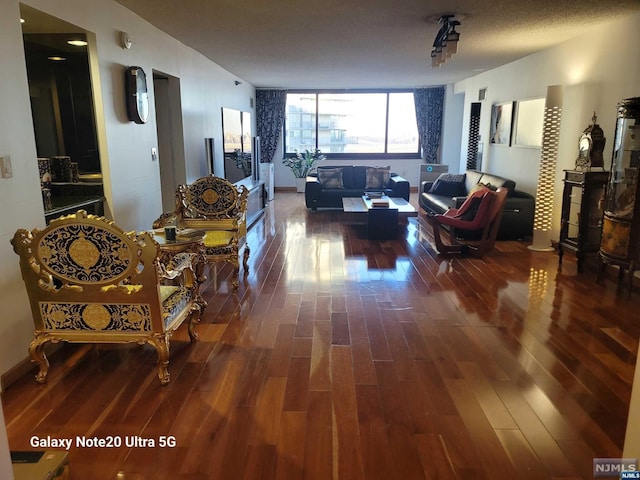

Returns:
275,411,306,480
356,384,395,480
331,346,365,480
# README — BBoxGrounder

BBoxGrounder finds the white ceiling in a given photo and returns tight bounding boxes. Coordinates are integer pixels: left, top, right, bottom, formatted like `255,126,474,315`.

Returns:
113,0,640,89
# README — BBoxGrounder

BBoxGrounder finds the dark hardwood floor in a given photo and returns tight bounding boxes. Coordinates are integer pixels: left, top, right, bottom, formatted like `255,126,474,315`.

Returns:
3,191,639,479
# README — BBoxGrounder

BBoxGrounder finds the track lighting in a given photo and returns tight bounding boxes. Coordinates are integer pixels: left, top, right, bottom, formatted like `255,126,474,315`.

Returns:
431,15,461,68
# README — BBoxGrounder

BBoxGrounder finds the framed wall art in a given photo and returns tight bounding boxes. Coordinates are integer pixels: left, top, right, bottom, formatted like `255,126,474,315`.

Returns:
513,98,545,147
490,101,515,146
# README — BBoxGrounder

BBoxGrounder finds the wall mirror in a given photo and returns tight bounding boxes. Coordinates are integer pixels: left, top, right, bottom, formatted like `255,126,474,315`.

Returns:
222,107,253,183
514,98,545,148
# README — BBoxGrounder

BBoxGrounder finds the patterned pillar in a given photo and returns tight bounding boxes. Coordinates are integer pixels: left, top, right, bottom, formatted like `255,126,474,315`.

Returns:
529,85,563,251
466,103,481,170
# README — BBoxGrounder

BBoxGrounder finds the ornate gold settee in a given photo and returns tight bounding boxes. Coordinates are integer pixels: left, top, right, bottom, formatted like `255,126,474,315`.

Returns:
11,210,205,385
154,175,250,290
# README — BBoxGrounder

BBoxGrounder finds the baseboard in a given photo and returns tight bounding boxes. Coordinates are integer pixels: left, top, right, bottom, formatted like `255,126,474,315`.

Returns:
1,343,62,391
1,355,35,391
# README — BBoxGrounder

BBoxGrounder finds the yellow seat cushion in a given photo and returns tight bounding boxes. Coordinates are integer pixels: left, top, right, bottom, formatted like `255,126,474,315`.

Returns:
204,230,234,248
159,285,180,303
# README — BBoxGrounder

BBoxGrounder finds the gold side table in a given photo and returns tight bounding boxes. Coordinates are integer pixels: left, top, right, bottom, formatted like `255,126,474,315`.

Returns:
152,229,208,287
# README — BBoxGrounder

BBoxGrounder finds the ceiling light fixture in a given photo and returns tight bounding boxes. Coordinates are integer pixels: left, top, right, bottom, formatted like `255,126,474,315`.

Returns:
431,14,461,68
67,40,88,47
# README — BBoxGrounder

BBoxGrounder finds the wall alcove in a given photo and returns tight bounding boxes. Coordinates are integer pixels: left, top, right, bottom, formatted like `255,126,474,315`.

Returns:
20,4,105,222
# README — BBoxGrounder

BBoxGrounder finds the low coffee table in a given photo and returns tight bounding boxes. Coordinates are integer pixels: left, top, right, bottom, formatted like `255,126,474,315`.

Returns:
342,196,417,240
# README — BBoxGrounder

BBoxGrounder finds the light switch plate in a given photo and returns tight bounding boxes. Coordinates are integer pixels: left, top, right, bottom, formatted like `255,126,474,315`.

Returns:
151,147,158,161
0,156,13,178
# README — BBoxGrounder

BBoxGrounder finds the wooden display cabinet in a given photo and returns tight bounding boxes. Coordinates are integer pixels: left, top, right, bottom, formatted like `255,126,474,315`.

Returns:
558,170,608,272
597,97,640,295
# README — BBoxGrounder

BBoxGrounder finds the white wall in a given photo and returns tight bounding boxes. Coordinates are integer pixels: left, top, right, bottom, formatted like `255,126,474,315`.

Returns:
0,403,12,480
440,89,464,172
624,352,640,460
0,0,48,388
0,402,13,480
453,12,640,241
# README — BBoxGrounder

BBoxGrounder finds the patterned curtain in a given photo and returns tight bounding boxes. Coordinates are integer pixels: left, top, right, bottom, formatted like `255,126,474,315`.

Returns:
256,89,287,163
414,87,445,164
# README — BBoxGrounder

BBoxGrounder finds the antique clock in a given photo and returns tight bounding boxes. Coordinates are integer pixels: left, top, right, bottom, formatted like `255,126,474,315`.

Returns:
559,113,609,271
597,97,640,295
575,112,606,170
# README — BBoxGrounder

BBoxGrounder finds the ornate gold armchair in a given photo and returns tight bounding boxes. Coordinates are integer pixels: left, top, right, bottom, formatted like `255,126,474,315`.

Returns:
11,210,205,385
154,176,249,290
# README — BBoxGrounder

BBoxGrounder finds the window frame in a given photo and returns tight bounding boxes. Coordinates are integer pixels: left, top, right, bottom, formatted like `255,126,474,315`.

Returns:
283,89,421,160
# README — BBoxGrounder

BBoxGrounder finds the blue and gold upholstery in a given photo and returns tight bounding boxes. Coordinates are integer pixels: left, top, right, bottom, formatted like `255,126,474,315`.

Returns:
11,210,205,385
155,176,249,290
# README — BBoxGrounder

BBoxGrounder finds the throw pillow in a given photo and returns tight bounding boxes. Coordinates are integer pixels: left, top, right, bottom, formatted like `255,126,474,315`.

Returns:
365,166,390,189
318,168,344,189
434,173,466,184
428,178,467,197
428,173,466,196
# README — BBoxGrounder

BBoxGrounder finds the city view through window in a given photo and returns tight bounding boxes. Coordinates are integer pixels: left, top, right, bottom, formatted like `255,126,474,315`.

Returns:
285,92,419,157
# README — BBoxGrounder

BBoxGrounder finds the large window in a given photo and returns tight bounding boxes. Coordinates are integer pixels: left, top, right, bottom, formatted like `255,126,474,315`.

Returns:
284,91,419,159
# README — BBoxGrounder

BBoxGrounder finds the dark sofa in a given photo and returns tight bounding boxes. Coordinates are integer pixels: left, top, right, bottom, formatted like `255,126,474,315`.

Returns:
419,170,535,239
305,165,410,210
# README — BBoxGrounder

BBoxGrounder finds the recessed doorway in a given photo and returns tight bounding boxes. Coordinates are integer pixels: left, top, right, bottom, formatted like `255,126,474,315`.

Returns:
153,71,186,213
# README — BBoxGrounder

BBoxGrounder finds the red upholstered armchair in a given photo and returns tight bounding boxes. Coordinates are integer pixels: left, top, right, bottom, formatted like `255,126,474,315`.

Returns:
426,187,508,258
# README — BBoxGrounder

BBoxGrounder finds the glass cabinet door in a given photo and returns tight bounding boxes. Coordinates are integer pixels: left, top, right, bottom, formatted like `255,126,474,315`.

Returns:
598,97,640,296
566,183,581,240
605,118,640,219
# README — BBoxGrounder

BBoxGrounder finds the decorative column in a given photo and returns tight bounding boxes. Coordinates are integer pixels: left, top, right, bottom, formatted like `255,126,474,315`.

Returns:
466,102,482,170
529,85,563,252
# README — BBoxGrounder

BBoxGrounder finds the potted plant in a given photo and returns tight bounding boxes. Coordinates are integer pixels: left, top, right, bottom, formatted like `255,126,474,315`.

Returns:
283,148,326,192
